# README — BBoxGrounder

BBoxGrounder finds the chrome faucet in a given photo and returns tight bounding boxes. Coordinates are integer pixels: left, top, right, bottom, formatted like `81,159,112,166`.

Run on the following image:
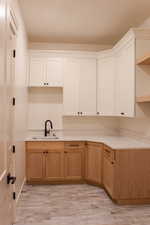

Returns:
44,120,53,136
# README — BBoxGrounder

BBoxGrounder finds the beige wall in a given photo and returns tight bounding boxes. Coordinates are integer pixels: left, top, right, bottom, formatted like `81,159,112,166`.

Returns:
11,0,28,198
120,18,150,141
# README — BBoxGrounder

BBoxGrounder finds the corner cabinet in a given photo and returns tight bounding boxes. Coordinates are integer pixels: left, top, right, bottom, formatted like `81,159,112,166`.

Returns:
114,35,135,117
29,57,63,87
63,57,97,116
97,34,135,118
97,50,115,116
103,145,150,204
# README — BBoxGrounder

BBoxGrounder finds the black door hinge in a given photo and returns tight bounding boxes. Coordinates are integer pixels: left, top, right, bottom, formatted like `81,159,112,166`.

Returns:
13,192,16,200
12,145,15,153
13,49,16,58
12,97,15,106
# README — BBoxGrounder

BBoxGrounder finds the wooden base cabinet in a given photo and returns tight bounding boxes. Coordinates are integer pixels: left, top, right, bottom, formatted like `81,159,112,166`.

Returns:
103,146,150,204
64,142,85,181
85,142,103,185
26,141,85,184
26,142,65,183
103,146,116,198
27,148,45,182
45,150,64,182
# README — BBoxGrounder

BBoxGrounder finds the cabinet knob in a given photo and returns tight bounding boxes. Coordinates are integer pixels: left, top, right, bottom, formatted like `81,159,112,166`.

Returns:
97,112,100,115
80,112,82,115
121,112,125,115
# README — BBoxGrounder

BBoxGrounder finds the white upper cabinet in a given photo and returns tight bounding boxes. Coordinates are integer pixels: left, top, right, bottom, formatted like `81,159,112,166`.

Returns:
63,59,80,116
79,59,97,116
114,36,135,117
97,50,115,116
29,57,63,87
29,58,46,86
63,57,97,116
46,58,63,87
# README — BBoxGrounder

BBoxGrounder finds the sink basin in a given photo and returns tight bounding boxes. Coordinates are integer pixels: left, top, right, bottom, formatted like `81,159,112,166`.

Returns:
32,136,59,140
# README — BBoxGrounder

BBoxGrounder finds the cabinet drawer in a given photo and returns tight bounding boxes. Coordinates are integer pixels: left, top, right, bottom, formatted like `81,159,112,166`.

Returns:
104,145,115,162
64,141,85,149
87,142,103,149
26,141,64,150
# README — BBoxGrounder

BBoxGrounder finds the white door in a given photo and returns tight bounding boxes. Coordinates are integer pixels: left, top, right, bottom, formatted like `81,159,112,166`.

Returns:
46,58,63,87
29,58,46,87
0,4,15,225
63,58,80,116
79,58,97,116
115,39,135,117
97,51,115,116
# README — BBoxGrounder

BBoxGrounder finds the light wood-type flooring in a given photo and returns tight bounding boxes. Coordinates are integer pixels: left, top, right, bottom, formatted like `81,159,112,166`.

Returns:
15,184,150,225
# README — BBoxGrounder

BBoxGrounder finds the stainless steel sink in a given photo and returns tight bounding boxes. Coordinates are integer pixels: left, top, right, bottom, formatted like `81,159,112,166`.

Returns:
32,136,59,140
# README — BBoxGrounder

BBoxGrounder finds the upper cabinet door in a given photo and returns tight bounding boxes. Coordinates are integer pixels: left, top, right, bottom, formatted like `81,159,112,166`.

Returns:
97,51,115,116
63,59,80,116
29,58,46,87
79,58,97,116
46,58,63,87
115,38,135,117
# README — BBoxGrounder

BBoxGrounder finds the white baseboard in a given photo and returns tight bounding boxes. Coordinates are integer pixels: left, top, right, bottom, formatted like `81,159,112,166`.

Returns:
16,177,26,204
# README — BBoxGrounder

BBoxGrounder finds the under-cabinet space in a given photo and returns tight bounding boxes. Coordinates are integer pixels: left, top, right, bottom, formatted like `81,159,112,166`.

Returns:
28,88,63,131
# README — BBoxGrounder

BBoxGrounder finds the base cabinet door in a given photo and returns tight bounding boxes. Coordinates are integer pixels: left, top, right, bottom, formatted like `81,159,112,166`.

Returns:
86,142,102,185
26,149,44,182
45,150,64,181
64,149,84,181
103,156,115,197
103,146,116,198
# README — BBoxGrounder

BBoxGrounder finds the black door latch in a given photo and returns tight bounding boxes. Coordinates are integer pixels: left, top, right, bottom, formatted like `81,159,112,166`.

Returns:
7,173,16,184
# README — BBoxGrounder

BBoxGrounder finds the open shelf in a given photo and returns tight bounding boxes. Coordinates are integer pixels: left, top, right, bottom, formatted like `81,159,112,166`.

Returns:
136,95,150,103
137,54,150,65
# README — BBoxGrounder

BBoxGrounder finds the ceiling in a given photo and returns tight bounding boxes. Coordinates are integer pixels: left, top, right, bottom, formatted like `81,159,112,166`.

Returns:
19,0,150,44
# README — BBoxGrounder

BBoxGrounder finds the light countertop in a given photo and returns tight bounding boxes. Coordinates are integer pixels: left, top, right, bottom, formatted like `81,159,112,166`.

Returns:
26,136,150,150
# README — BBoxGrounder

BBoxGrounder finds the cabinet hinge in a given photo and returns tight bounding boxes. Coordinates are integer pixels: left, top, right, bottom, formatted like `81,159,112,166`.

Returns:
12,97,15,106
13,49,16,58
12,145,15,153
13,192,16,200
